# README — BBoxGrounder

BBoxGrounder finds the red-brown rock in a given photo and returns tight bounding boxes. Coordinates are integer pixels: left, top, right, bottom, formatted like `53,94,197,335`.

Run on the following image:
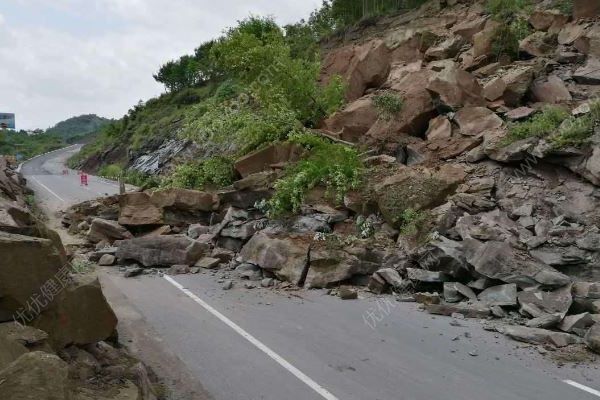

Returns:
234,143,303,178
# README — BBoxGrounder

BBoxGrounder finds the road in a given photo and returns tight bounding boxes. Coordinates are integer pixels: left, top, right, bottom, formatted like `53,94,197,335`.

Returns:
23,146,600,400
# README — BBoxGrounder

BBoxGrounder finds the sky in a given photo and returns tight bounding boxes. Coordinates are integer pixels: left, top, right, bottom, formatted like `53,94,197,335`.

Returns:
0,0,321,130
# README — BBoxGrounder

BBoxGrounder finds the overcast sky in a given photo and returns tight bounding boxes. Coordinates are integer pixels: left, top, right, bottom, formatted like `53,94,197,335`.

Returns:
0,0,320,130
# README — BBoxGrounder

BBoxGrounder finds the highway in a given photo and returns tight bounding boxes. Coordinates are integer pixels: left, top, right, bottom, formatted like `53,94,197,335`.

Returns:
22,146,600,400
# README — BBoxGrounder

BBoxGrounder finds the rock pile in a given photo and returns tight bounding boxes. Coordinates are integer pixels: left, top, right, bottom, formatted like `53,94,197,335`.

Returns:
0,158,158,399
68,0,600,356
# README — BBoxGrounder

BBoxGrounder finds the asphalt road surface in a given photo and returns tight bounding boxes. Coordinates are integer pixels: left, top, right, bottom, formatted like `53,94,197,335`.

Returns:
22,146,600,400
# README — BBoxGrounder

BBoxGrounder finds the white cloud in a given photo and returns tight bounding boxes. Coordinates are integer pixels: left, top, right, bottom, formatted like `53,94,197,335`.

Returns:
0,0,320,130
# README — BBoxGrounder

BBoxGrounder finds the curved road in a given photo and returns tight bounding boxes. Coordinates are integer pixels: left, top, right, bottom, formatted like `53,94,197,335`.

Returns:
22,146,600,400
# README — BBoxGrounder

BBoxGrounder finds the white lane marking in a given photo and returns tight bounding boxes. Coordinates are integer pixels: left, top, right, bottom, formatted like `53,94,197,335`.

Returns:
30,177,65,202
163,275,340,400
564,380,600,397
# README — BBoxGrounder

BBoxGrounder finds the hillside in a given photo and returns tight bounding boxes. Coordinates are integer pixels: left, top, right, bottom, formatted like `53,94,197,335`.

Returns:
0,114,111,160
45,113,111,142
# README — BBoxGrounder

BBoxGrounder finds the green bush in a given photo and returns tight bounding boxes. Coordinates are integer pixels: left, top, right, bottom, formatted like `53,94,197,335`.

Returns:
268,134,363,216
504,106,569,144
122,170,162,188
372,91,403,120
399,208,428,236
551,0,573,14
486,0,531,20
486,0,532,61
550,101,600,148
164,156,235,190
503,102,599,149
98,164,123,178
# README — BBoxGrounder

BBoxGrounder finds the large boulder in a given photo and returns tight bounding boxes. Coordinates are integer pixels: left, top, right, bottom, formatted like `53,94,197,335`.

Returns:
454,107,503,137
116,235,209,267
574,57,600,84
519,32,557,57
586,323,600,354
0,352,72,400
517,285,573,319
499,65,535,107
323,97,379,142
0,323,50,370
426,63,485,109
529,10,569,32
234,143,303,178
118,192,163,226
465,240,571,289
119,189,218,227
321,39,391,102
0,232,63,319
150,188,218,213
33,275,118,349
240,231,310,285
367,68,436,141
531,75,572,104
306,244,379,289
87,218,133,244
374,164,466,227
574,0,600,19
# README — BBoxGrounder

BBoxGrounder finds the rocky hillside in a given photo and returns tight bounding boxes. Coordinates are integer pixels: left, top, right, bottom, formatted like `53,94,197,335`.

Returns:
0,157,158,399
66,0,600,356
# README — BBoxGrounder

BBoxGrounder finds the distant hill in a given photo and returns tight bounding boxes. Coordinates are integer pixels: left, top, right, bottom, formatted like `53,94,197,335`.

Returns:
46,114,112,142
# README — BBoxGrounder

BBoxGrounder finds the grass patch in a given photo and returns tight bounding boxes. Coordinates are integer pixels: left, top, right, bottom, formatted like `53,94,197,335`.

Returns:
268,133,363,216
551,0,573,14
372,92,403,121
162,156,235,190
502,102,600,149
503,106,569,145
98,164,124,178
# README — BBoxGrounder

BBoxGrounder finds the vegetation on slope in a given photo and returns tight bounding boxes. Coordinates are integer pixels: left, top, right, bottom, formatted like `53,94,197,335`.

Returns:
74,0,433,211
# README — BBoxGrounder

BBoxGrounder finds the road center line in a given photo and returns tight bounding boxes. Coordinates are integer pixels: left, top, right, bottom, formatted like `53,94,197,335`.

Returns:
30,177,65,202
564,380,600,397
163,275,340,400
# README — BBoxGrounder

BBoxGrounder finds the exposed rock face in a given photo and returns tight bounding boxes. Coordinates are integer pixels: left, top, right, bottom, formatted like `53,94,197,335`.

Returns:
116,235,209,267
130,138,193,175
0,352,72,400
